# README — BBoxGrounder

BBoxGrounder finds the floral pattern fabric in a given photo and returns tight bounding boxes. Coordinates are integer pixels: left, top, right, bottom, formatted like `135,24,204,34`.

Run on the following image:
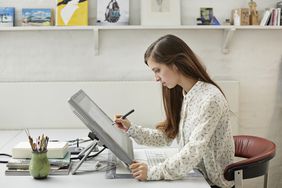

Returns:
127,81,235,188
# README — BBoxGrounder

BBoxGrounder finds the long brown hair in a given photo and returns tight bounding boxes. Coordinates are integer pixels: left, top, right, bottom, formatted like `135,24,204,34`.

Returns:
144,34,224,139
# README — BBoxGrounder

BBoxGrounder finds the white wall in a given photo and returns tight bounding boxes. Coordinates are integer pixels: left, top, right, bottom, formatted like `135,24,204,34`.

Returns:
0,0,281,188
0,81,238,130
0,0,278,25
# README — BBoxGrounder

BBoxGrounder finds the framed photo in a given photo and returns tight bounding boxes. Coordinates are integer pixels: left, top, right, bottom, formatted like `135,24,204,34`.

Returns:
96,0,129,25
200,8,213,25
0,7,15,27
141,0,181,26
56,0,88,26
22,8,53,26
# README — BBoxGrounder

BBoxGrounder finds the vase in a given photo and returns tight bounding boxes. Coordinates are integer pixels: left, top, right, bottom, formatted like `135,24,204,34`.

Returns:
29,151,50,179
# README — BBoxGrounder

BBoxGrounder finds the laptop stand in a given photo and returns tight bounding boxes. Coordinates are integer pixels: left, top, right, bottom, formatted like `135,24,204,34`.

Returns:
71,132,99,175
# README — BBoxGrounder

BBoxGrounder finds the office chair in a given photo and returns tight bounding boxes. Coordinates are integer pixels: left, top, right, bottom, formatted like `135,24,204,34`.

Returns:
224,135,276,188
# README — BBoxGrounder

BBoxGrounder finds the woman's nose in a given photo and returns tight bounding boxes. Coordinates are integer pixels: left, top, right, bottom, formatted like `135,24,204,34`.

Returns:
155,75,161,82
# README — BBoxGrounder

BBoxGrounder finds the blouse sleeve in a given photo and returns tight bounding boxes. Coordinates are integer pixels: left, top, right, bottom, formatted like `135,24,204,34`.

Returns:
127,124,173,147
147,98,224,180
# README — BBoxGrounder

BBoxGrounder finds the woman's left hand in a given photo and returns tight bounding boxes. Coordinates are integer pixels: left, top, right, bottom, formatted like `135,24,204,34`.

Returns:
129,161,148,181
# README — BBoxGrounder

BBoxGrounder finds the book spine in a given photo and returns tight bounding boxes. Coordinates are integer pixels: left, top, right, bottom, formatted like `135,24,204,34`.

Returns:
260,10,270,26
277,8,281,26
269,9,275,25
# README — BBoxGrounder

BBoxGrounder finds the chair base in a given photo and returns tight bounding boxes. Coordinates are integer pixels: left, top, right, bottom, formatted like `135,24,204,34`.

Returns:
234,170,243,188
234,169,268,188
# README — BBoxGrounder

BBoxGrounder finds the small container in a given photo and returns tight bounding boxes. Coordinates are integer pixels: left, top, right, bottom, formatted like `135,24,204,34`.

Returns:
224,19,231,25
29,151,50,179
233,10,240,26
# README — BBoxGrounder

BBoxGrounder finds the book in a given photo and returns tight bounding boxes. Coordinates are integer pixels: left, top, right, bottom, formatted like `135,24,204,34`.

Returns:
56,0,88,26
5,164,72,176
260,9,272,26
277,1,282,25
272,8,277,26
7,152,71,169
22,8,53,26
276,8,281,26
96,0,129,25
12,141,68,159
0,7,15,27
268,8,279,26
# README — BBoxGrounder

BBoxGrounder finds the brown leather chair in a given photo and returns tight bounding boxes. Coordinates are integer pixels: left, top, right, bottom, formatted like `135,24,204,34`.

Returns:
224,135,276,188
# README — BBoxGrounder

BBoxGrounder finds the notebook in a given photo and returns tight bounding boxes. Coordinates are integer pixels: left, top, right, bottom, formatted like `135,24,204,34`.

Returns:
106,147,179,179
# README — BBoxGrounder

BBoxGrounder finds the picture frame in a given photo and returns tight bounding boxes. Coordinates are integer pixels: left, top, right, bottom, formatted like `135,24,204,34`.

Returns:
200,8,213,25
56,0,88,26
22,8,53,26
0,7,15,27
96,0,129,25
141,0,181,26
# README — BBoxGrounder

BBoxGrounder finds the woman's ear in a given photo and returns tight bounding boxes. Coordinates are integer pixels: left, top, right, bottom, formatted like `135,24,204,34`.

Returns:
172,64,179,72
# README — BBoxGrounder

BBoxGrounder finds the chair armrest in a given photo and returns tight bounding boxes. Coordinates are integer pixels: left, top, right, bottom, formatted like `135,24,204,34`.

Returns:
224,154,275,180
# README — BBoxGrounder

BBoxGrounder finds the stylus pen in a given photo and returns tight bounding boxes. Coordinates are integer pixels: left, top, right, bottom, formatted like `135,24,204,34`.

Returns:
121,109,135,119
112,109,135,125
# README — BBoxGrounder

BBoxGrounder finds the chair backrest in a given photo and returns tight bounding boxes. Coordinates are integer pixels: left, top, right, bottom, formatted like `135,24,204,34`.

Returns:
224,135,276,181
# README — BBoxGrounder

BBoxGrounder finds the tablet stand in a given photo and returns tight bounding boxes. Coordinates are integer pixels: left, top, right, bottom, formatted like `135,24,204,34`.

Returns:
71,132,100,175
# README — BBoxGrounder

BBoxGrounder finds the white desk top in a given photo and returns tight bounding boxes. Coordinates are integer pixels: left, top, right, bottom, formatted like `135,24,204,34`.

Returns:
0,175,208,188
0,130,21,150
0,129,210,188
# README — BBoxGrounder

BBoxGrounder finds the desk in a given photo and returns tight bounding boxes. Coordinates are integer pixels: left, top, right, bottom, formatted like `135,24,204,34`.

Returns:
0,130,21,150
0,129,210,188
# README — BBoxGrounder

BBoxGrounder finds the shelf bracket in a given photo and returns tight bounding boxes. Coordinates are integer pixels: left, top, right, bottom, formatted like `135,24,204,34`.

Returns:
222,28,236,54
93,28,99,55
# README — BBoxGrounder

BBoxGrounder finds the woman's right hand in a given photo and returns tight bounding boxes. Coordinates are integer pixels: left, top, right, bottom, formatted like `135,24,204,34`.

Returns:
114,115,132,132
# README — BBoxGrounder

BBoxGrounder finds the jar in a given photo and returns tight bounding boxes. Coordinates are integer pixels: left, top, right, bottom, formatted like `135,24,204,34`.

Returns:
224,19,231,25
29,151,50,179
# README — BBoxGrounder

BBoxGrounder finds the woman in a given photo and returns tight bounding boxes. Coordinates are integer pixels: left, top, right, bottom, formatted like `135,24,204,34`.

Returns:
114,34,235,188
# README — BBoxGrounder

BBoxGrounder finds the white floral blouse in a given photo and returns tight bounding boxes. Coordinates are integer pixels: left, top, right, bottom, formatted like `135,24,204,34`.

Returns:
127,81,235,188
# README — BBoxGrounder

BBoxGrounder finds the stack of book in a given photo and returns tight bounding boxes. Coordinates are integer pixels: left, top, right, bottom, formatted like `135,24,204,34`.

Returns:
260,8,281,26
5,141,71,176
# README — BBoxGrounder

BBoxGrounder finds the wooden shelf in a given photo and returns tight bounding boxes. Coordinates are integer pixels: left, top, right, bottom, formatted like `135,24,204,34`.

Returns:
0,25,281,31
0,26,93,31
1,25,281,55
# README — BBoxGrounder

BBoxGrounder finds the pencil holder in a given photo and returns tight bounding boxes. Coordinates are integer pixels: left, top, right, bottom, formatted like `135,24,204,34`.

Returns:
29,151,50,179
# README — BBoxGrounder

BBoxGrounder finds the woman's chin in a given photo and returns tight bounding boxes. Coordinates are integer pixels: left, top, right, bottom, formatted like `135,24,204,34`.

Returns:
165,85,175,89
